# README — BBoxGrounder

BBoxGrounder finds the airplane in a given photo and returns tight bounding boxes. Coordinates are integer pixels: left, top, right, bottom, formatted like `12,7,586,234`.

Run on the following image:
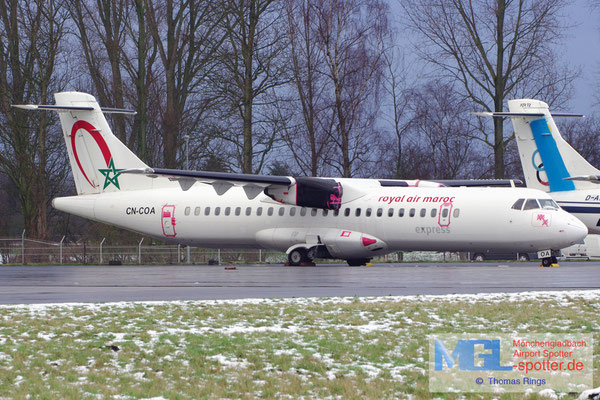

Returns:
475,99,600,235
13,92,587,267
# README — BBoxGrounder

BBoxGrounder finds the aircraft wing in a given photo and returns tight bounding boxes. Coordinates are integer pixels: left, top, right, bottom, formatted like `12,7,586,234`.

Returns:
123,167,292,185
122,167,292,199
432,179,524,187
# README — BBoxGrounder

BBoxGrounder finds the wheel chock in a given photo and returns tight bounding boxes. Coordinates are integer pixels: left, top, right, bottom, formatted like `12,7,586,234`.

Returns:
365,262,373,267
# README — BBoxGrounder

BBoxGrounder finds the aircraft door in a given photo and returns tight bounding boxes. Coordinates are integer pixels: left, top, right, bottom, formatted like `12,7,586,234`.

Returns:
161,204,177,237
438,202,453,227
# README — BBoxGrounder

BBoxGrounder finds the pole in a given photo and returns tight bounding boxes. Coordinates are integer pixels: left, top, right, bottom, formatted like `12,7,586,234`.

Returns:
60,236,65,264
259,249,262,263
21,229,25,265
184,134,191,265
177,244,181,263
100,238,106,264
138,238,144,264
218,248,221,265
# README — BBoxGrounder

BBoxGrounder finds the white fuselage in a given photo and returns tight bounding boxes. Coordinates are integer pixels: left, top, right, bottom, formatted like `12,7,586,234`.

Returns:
52,179,587,257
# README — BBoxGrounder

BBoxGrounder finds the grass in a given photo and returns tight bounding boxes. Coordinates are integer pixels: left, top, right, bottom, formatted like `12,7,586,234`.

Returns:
0,292,597,399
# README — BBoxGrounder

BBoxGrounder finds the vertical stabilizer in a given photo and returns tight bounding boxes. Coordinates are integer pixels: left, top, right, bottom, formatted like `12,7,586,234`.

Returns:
507,99,598,192
52,92,151,195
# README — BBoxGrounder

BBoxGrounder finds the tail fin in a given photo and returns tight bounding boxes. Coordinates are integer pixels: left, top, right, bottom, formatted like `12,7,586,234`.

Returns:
15,91,151,195
476,99,594,192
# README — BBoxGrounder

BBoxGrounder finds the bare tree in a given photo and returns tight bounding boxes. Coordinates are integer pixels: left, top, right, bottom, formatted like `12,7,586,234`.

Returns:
410,82,483,179
0,0,69,239
314,0,389,177
217,0,289,174
382,48,414,178
559,116,600,167
68,0,130,142
402,0,576,178
280,0,333,177
146,0,227,168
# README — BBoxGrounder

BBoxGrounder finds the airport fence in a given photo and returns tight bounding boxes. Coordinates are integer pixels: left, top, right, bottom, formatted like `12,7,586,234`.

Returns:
0,235,467,265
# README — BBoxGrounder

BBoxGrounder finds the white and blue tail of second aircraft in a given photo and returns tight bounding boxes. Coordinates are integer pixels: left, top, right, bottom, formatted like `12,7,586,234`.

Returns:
478,99,596,193
506,99,599,193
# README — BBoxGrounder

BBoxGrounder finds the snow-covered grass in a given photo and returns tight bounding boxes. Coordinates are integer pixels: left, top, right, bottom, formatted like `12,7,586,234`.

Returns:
0,290,598,399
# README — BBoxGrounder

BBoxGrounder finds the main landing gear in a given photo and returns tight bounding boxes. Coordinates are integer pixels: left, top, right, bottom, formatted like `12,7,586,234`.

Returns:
288,248,309,266
286,246,371,267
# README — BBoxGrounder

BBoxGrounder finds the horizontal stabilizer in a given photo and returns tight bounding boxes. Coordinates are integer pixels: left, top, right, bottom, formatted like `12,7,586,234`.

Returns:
564,175,600,184
12,104,137,114
473,111,584,118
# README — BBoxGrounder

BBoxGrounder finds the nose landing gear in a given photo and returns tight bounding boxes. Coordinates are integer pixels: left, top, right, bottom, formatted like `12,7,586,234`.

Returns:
540,255,559,268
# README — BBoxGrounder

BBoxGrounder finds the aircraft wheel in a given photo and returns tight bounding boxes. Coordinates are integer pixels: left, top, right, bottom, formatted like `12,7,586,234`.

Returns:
473,253,485,262
541,257,552,267
518,253,530,261
347,258,369,267
288,248,307,266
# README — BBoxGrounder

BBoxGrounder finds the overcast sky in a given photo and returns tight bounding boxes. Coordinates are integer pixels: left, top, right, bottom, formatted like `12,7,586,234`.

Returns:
564,1,600,114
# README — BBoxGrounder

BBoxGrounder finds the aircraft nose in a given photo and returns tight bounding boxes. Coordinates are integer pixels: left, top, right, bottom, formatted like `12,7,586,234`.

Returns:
562,214,588,245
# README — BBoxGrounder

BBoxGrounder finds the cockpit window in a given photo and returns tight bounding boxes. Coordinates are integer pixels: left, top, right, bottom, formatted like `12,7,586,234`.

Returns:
511,198,525,210
538,198,559,209
523,198,540,210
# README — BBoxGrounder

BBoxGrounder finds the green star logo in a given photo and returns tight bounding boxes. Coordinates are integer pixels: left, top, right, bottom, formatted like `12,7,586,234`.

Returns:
98,158,124,190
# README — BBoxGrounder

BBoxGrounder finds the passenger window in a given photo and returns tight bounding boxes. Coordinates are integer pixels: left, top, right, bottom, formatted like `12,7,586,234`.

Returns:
194,207,201,216
257,207,263,216
300,208,307,216
322,209,328,216
511,198,525,210
453,208,460,218
235,207,241,216
388,208,394,217
399,208,405,217
431,208,437,218
246,207,252,216
523,199,540,210
442,208,449,218
225,207,231,216
279,207,285,216
344,208,350,217
311,208,317,216
185,206,191,216
377,208,383,217
409,208,415,217
420,208,426,217
267,207,273,216
333,209,339,217
205,207,211,216
215,207,221,216
355,208,361,217
366,208,372,217
290,208,296,216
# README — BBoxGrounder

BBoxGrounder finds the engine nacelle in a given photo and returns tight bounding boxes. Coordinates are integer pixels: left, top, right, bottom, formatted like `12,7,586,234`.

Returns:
255,227,388,260
322,229,388,259
265,177,342,210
